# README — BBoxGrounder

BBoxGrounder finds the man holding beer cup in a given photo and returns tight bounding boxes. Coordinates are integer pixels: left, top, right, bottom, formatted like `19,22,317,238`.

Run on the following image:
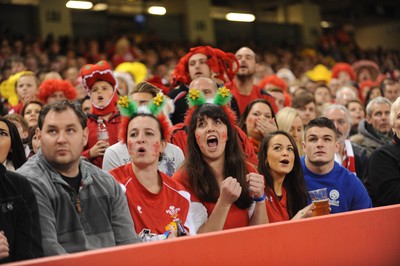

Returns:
301,117,372,214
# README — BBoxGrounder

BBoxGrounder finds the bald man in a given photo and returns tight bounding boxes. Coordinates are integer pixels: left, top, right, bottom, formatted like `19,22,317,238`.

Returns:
227,47,278,115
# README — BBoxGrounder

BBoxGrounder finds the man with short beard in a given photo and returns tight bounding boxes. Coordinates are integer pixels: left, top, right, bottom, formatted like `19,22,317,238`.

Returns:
168,46,240,125
17,100,141,256
227,47,277,116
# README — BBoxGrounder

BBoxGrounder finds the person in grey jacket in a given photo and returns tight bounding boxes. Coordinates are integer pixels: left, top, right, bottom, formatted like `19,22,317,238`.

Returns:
350,96,392,156
17,100,142,256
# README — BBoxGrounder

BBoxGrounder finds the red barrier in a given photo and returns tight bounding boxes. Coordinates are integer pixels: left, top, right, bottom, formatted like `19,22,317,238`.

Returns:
8,204,400,266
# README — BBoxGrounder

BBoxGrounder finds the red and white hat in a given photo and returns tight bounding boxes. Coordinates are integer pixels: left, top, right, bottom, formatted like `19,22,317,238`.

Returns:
80,60,118,112
80,60,117,94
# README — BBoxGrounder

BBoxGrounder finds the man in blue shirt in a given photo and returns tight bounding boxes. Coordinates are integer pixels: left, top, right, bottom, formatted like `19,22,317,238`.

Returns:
301,117,372,214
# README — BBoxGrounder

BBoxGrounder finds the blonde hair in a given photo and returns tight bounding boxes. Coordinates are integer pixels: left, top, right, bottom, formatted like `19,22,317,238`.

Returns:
276,107,304,156
390,96,400,126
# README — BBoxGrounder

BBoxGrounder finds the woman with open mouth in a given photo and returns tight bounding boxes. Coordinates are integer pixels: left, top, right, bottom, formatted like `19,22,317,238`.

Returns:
110,95,195,241
173,103,268,233
258,130,314,223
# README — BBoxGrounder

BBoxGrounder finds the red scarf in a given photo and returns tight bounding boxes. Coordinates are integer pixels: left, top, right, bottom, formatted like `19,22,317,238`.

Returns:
342,139,356,174
90,93,118,116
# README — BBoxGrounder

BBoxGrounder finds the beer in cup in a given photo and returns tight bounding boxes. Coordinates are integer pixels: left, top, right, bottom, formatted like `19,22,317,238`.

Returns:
308,188,330,216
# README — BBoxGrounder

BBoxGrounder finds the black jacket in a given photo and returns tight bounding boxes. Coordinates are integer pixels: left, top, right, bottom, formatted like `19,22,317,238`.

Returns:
365,135,400,207
0,164,43,263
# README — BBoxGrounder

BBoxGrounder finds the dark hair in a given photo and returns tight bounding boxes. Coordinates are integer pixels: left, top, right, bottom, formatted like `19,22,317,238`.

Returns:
304,117,339,139
80,95,91,106
239,99,276,135
21,100,44,117
27,125,38,153
4,113,29,134
185,104,252,209
314,84,330,93
292,91,315,109
0,117,27,169
125,113,166,162
38,100,87,130
365,85,383,106
258,130,308,218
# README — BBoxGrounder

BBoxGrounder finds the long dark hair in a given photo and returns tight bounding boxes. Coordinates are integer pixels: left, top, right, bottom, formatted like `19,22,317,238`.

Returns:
0,117,27,169
185,104,252,209
238,99,276,135
258,130,307,218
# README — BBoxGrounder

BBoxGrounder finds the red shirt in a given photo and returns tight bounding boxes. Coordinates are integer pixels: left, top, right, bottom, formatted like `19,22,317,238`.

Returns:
227,80,278,115
82,112,121,168
265,187,289,223
110,164,192,236
172,164,257,230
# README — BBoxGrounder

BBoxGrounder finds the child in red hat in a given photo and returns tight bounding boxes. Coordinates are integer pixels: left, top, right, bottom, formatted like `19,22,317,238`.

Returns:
80,60,121,168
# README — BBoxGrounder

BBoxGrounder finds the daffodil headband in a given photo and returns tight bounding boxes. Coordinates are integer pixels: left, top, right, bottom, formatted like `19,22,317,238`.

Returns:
117,93,171,142
184,86,237,127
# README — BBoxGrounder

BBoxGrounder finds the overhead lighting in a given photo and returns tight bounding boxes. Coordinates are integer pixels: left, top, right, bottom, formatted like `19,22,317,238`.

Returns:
93,3,108,11
226,13,255,22
66,1,93,10
320,21,332,28
148,6,166,15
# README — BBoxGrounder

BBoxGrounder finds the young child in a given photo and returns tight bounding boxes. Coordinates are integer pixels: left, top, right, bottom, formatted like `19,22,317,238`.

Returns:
0,71,40,114
80,60,121,168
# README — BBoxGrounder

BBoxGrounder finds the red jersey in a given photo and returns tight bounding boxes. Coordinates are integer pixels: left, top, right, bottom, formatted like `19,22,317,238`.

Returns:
227,80,278,115
172,164,257,230
265,187,289,223
82,112,121,168
110,164,193,237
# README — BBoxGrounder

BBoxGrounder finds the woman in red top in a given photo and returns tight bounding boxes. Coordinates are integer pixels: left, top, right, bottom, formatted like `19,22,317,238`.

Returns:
173,100,268,233
258,130,313,223
110,95,194,241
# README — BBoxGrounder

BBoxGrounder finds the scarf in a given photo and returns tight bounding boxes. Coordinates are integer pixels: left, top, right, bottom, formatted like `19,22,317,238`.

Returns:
334,139,356,175
90,92,118,116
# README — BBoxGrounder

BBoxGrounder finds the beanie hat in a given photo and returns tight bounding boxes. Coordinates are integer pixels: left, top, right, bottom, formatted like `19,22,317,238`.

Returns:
38,79,77,103
80,60,117,93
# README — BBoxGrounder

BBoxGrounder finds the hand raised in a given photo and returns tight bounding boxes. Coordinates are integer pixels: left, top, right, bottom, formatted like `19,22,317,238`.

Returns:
219,176,242,206
246,172,265,199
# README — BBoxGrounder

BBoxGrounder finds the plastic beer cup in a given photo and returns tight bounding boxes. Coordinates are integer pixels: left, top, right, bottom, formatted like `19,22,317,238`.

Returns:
308,188,330,216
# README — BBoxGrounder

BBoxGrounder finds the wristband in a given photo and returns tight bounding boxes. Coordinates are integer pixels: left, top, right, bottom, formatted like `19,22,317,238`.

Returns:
253,194,266,202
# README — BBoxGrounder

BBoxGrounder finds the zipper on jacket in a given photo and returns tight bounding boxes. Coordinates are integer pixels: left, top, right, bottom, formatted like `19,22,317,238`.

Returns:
75,196,82,213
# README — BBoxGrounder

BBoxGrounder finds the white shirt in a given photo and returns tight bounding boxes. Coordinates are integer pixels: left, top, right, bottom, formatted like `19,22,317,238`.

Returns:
102,141,184,176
